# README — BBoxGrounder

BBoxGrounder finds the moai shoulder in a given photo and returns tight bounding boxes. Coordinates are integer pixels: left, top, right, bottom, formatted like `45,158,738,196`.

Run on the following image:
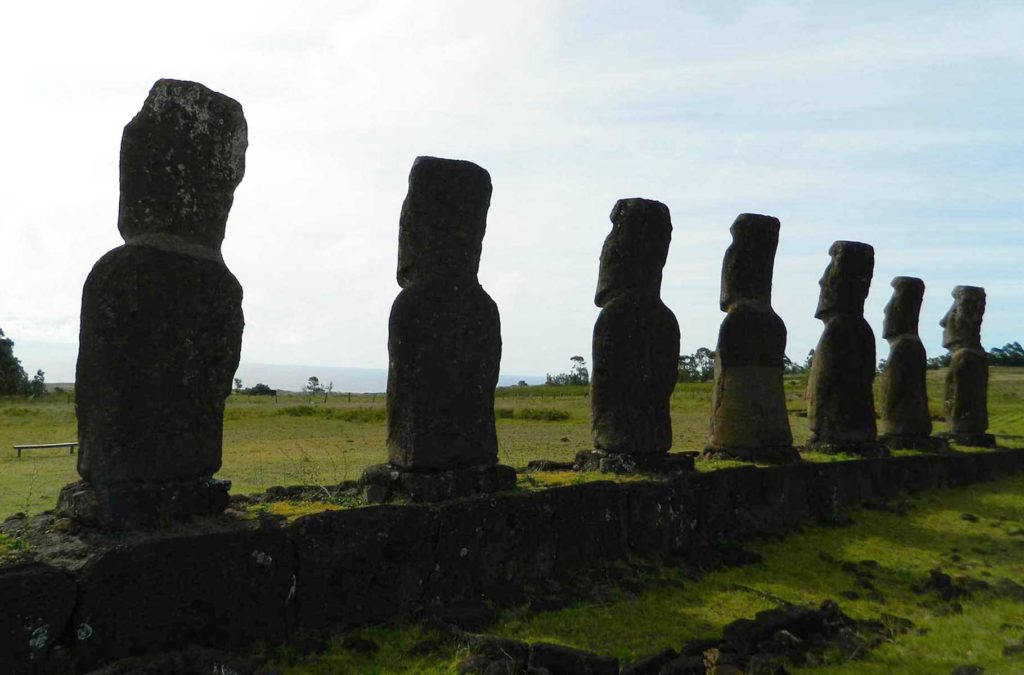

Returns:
938,285,994,447
707,214,795,462
59,79,247,528
805,241,886,456
586,198,684,473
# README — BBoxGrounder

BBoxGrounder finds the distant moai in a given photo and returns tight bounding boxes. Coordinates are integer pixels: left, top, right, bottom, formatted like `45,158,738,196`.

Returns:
57,79,247,527
706,214,797,462
805,241,888,456
582,198,684,473
938,286,995,447
879,277,948,452
361,156,515,501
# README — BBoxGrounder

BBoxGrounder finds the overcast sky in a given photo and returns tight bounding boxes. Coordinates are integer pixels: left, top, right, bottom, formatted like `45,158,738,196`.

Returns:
1,1,1021,385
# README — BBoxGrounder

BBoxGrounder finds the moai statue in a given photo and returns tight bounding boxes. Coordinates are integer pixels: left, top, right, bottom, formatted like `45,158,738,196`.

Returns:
581,198,685,474
361,156,515,502
57,79,247,527
879,277,948,452
938,286,995,447
805,241,888,456
706,214,797,462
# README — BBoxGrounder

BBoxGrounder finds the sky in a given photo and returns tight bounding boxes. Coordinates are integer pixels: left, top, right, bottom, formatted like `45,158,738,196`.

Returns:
1,0,1022,389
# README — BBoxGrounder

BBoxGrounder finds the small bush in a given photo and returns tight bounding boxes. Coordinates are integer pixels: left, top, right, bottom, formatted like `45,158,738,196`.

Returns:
281,405,319,417
277,406,385,422
517,407,571,421
495,407,515,419
325,408,386,423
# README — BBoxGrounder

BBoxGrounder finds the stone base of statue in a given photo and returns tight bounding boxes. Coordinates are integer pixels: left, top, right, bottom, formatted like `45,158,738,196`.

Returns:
702,444,801,464
359,463,517,503
574,450,696,474
879,434,952,453
937,432,997,449
803,439,890,458
56,478,231,529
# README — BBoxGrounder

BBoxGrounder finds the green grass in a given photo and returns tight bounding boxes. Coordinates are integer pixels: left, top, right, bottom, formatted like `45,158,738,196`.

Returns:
0,368,1022,518
271,473,1024,674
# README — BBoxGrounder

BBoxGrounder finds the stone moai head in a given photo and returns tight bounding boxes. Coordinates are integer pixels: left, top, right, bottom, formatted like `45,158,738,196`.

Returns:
595,198,672,307
397,156,492,287
882,276,925,339
720,213,779,311
940,285,985,350
118,79,248,253
815,241,874,320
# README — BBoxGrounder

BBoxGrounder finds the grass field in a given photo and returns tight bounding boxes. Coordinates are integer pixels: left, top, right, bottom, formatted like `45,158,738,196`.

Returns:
0,368,1022,519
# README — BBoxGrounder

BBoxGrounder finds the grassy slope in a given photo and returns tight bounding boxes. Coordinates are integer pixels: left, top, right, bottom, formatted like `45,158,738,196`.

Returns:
273,473,1024,674
0,368,1021,517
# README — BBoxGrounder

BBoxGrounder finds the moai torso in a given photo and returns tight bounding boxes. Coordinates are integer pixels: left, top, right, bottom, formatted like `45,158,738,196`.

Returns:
941,286,989,435
76,80,246,489
806,241,878,448
591,199,680,455
879,277,932,437
709,214,793,456
386,157,501,469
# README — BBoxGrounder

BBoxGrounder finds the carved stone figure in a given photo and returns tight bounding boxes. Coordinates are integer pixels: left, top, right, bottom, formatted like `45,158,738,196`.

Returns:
938,286,995,447
805,241,887,456
706,214,797,462
58,79,247,527
878,277,948,452
361,156,515,501
581,198,686,473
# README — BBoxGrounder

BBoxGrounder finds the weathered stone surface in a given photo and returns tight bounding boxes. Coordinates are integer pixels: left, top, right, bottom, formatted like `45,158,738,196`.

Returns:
529,641,619,675
73,527,294,668
118,79,247,253
3,450,1024,671
591,198,680,457
939,286,995,447
0,563,76,675
386,156,502,471
878,276,945,452
87,647,259,675
806,241,887,457
708,214,796,462
574,449,695,474
66,79,246,527
360,462,516,503
292,504,440,629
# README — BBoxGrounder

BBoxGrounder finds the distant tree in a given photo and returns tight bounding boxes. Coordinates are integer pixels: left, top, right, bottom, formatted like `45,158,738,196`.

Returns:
990,342,1024,367
234,377,243,394
803,349,815,371
677,348,715,382
28,370,46,397
245,383,276,396
926,353,951,370
305,376,324,395
323,380,334,403
0,328,30,396
517,380,528,387
545,356,590,386
783,354,807,375
876,358,887,374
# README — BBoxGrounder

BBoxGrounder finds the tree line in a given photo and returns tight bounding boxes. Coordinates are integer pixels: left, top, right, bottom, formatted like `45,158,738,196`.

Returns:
0,328,47,396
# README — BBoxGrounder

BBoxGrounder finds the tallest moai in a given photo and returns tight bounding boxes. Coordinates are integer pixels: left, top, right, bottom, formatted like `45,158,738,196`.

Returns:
58,79,247,527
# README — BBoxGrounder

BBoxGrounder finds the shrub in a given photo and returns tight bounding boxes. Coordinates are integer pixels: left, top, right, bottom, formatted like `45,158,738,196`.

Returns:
495,407,515,419
277,406,385,422
517,407,571,421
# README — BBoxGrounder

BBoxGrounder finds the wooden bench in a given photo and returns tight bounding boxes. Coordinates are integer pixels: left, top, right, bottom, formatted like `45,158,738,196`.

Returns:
13,442,78,458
